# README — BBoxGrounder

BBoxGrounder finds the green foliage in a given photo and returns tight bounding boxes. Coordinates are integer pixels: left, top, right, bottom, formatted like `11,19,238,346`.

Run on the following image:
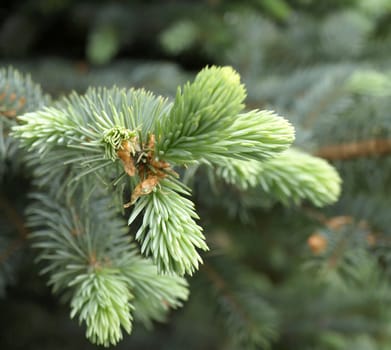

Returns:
214,148,341,207
0,67,50,178
156,66,247,163
202,257,279,350
13,65,303,279
27,190,188,346
0,68,50,120
0,68,50,300
156,66,294,164
122,257,189,328
70,269,133,347
14,87,170,188
222,110,295,161
3,61,343,347
103,126,138,160
130,181,207,275
4,0,391,347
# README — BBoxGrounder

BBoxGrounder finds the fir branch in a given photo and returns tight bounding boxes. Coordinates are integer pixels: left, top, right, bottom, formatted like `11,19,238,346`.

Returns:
346,69,391,96
257,149,341,206
15,107,80,155
316,138,391,160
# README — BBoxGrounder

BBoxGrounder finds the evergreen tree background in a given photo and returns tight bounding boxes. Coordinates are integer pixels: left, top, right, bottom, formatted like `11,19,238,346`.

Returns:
1,0,391,349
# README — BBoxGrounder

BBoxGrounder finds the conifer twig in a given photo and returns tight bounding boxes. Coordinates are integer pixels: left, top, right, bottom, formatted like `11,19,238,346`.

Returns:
316,139,391,160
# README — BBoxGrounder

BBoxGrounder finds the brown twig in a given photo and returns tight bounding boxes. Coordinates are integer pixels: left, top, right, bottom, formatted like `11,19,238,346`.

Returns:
315,139,391,160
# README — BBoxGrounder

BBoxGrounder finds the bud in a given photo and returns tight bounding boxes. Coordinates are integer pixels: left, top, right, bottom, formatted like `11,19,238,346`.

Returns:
307,232,328,254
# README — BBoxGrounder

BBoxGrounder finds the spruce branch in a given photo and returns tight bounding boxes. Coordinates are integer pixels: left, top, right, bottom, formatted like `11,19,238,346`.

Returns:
1,67,50,178
12,65,321,279
0,67,50,120
70,269,133,347
27,191,189,345
155,66,246,164
215,148,342,207
345,69,391,97
13,87,170,168
156,66,294,164
222,109,295,161
13,85,208,275
121,257,189,328
129,179,208,275
0,67,50,296
27,193,133,293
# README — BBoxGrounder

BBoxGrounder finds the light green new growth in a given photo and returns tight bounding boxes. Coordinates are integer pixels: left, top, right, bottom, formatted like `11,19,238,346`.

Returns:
215,148,341,206
13,66,297,277
7,65,342,346
130,180,208,275
156,66,294,164
123,258,189,328
259,149,341,206
70,269,133,347
27,191,188,347
103,126,138,160
222,109,295,161
15,87,170,171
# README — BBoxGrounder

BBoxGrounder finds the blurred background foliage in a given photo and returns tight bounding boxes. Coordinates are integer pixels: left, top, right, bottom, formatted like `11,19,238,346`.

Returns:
2,0,391,349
